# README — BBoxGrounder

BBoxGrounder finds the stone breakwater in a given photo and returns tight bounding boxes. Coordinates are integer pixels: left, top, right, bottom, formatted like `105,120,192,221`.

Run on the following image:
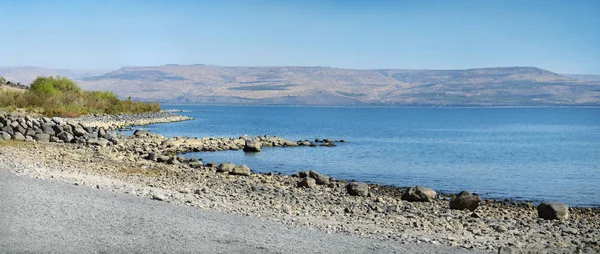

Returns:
0,120,598,253
125,129,343,164
71,111,193,129
0,112,120,146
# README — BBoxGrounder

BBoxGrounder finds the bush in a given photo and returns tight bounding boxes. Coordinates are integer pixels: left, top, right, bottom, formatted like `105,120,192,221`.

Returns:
0,76,161,117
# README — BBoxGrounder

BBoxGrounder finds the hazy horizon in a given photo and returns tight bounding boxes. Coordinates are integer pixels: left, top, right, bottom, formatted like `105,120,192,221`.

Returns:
1,0,599,74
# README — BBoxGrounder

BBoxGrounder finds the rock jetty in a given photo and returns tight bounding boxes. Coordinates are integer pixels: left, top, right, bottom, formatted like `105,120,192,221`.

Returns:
0,112,119,145
71,111,193,129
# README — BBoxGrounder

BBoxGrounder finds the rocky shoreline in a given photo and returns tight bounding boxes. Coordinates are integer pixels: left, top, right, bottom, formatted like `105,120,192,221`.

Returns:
0,113,598,254
71,111,193,129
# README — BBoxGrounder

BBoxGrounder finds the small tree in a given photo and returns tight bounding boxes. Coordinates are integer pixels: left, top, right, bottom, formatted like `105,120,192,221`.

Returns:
0,76,5,84
29,76,81,95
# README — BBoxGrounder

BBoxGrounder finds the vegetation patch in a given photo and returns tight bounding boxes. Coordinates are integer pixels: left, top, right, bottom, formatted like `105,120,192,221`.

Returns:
1,76,160,117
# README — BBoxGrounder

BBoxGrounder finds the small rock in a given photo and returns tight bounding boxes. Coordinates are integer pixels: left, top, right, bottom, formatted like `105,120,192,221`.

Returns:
152,193,167,201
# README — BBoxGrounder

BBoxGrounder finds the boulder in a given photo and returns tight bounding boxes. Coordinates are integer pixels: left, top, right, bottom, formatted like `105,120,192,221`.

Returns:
15,125,26,135
189,161,204,169
73,126,87,137
34,133,51,142
57,131,74,143
243,139,261,152
538,202,569,220
319,142,337,147
157,155,170,163
2,126,14,135
449,190,482,211
25,128,36,137
282,140,299,147
401,186,436,202
89,138,110,147
51,124,63,134
145,152,157,161
346,182,369,197
166,156,180,165
309,170,330,185
230,164,251,176
42,124,56,135
51,117,63,125
0,131,11,140
298,171,309,178
217,162,236,173
12,132,25,141
133,129,150,137
297,177,317,188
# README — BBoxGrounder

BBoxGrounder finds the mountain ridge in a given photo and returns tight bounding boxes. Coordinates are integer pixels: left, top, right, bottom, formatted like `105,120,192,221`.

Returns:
2,65,599,106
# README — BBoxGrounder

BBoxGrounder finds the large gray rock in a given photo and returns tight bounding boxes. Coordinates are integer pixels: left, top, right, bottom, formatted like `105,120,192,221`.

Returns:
34,133,51,142
166,156,180,165
217,162,236,173
51,117,63,125
89,138,110,147
189,161,204,169
346,182,369,197
0,131,11,140
12,132,25,141
25,128,36,137
73,126,87,137
51,124,63,134
57,131,74,143
133,129,150,137
538,202,569,220
297,177,317,188
401,186,436,202
230,164,251,176
243,139,261,152
450,190,482,212
309,170,330,185
2,126,14,135
14,124,26,135
42,123,56,135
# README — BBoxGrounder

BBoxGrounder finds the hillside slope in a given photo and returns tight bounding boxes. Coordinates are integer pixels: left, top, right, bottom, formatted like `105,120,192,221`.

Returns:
75,65,600,106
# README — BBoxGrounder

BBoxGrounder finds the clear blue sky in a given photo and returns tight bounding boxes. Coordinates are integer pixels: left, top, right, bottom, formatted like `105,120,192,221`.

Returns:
0,0,598,73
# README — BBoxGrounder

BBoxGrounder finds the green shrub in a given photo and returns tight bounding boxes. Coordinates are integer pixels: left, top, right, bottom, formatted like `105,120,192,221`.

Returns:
0,76,160,117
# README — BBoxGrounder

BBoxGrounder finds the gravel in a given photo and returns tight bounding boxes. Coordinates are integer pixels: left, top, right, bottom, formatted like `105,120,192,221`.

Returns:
0,170,475,253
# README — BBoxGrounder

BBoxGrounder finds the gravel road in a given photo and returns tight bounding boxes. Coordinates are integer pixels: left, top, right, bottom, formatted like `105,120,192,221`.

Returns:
0,170,477,253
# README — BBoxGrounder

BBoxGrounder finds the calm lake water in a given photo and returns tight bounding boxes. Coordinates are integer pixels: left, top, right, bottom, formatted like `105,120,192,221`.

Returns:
140,105,600,207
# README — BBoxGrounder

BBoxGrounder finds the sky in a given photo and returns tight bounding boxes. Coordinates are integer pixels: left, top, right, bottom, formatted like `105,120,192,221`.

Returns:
0,0,598,74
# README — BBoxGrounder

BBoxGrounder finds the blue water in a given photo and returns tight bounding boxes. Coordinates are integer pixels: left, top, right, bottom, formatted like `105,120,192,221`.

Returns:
141,106,600,207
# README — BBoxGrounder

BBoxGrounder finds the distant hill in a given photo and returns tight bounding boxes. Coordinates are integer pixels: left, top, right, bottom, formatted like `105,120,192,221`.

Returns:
564,74,600,82
74,65,599,106
0,66,108,86
2,65,599,106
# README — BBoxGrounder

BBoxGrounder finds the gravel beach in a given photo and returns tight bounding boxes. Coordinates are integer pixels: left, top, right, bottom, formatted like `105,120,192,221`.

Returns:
0,113,598,253
0,170,473,253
